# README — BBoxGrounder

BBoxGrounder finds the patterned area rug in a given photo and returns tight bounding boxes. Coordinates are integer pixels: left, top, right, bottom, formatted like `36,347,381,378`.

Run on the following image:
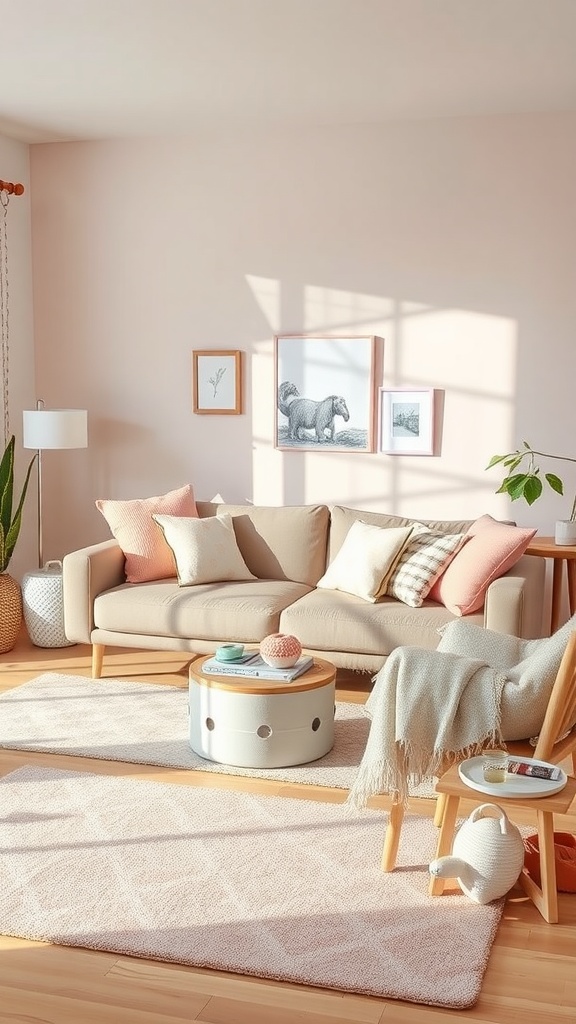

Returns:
0,765,502,1007
0,672,434,795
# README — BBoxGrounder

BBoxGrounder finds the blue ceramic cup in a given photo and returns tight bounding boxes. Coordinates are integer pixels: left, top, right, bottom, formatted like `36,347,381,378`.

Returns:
215,643,245,662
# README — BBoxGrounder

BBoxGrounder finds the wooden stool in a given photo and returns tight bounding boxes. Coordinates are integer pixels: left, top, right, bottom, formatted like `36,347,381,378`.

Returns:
429,763,576,923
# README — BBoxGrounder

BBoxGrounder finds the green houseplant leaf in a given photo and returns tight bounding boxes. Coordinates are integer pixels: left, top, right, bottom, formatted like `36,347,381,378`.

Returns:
486,441,576,522
0,435,37,573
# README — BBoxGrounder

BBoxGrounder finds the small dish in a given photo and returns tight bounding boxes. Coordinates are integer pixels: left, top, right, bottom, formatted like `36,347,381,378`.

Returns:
458,755,567,799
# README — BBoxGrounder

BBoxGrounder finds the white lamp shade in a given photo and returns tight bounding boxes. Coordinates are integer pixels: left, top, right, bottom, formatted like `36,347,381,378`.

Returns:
23,409,88,450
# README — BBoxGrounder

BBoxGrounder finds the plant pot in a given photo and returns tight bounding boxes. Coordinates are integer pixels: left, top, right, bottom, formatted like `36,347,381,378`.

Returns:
0,572,23,653
554,520,576,546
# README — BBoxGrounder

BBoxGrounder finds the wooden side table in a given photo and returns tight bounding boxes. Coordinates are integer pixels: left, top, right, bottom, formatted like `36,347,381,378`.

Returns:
429,761,576,923
525,537,576,634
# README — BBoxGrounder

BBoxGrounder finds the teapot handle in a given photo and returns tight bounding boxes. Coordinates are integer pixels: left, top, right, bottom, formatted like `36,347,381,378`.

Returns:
469,802,511,835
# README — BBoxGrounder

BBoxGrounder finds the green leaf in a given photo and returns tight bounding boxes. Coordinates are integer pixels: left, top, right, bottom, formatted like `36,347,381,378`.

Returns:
486,454,510,469
504,473,533,500
503,456,523,471
545,473,564,496
0,436,36,573
523,476,543,505
0,435,15,542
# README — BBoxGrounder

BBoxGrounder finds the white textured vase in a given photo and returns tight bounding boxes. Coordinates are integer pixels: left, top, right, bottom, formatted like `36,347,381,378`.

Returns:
555,520,576,546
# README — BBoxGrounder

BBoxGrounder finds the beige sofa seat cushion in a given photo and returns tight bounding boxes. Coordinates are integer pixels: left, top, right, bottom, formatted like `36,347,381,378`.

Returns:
328,505,475,562
195,502,329,586
279,588,484,658
94,579,312,642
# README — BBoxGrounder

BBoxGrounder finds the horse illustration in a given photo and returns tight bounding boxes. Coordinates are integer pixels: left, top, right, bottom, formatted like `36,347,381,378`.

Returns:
278,381,350,442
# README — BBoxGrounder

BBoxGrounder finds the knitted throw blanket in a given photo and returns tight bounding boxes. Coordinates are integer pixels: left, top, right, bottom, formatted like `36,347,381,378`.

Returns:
347,646,507,807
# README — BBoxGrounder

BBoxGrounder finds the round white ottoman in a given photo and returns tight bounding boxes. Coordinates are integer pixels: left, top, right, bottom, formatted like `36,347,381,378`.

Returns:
188,655,336,768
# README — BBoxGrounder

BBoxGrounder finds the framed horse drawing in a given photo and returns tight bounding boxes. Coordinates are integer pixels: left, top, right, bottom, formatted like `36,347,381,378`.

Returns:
274,335,376,453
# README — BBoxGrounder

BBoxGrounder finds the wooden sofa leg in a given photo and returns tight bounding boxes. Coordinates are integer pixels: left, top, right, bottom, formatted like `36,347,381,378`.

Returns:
92,644,105,679
381,799,405,872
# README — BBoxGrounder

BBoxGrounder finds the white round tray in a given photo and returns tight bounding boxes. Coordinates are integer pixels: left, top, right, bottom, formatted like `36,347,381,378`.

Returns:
458,755,568,799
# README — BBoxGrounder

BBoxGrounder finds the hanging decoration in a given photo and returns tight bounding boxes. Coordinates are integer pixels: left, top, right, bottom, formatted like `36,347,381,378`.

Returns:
0,179,25,448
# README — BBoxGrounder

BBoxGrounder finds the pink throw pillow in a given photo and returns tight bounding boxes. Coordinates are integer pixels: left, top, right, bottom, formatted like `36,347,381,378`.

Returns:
429,514,537,615
96,484,198,583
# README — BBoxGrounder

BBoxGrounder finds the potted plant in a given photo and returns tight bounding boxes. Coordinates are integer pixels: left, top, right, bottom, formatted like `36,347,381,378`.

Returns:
0,434,37,652
486,440,576,545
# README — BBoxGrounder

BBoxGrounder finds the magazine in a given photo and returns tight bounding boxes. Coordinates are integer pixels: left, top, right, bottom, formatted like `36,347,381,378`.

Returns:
201,652,314,682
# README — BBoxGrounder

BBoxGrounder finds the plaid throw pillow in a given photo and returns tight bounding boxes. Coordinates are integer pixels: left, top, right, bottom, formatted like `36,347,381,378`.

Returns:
386,527,468,608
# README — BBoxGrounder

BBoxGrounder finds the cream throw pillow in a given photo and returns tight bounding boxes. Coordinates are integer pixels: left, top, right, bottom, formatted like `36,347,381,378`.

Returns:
152,512,256,587
317,520,414,602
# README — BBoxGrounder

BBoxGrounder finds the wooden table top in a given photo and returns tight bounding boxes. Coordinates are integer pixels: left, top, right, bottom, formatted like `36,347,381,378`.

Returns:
188,654,337,695
526,537,576,559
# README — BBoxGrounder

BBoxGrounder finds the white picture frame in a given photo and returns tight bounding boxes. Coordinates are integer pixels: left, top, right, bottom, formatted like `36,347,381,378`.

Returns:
379,388,435,455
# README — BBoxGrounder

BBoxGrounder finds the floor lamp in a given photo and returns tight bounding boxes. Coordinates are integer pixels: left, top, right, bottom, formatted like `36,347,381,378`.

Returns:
23,401,88,569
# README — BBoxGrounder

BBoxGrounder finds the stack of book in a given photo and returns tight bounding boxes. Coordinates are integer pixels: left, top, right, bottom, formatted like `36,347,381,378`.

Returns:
201,650,314,682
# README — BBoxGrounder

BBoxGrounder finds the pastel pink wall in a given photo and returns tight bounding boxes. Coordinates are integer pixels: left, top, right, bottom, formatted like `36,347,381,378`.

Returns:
0,133,36,580
28,113,576,564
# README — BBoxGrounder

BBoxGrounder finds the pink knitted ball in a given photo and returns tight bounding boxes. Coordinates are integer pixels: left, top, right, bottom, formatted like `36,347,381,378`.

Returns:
260,632,302,668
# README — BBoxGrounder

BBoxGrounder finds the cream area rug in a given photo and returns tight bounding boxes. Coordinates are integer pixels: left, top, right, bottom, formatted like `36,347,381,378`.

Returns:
0,672,433,795
0,765,501,1007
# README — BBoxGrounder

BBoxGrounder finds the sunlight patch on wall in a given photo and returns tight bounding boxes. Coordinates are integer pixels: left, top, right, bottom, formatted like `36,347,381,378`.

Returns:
245,280,521,522
304,285,396,334
383,306,519,520
245,275,281,332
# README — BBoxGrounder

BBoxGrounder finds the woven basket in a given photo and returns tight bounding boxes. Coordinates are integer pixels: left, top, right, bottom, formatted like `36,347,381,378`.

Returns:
0,573,23,653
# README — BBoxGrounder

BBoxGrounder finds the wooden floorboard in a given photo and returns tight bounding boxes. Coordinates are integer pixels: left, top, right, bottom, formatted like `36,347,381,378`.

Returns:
0,632,575,1023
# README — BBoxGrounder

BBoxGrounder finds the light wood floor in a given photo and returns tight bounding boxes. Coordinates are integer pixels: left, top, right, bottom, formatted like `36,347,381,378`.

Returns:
0,634,575,1024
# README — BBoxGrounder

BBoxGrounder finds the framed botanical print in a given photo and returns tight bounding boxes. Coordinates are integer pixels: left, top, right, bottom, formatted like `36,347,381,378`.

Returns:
274,335,376,452
192,350,242,414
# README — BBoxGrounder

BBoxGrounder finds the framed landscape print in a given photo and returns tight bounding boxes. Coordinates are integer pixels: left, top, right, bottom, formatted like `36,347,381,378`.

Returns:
379,388,435,455
192,350,242,414
274,335,376,452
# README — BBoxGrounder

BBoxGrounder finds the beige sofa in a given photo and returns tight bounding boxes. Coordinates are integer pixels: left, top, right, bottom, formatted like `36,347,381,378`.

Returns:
62,502,545,678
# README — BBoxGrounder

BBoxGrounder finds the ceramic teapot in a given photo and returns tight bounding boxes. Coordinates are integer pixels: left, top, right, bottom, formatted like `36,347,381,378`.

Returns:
429,803,525,904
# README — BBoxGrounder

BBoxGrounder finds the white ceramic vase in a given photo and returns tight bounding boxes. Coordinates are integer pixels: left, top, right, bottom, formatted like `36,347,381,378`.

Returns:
554,520,576,546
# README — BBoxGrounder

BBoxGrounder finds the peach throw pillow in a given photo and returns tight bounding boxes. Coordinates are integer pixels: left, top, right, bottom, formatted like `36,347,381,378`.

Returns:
429,514,537,616
96,484,198,583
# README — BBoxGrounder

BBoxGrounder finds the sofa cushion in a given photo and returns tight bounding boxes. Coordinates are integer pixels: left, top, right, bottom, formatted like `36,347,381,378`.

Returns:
94,579,311,641
195,502,329,586
153,512,256,586
95,484,198,583
317,520,414,602
386,527,468,608
429,514,537,615
279,587,484,657
328,505,475,562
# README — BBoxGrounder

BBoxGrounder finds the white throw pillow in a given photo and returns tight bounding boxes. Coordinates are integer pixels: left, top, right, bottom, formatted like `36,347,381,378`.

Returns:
317,520,414,602
152,512,256,587
386,527,468,608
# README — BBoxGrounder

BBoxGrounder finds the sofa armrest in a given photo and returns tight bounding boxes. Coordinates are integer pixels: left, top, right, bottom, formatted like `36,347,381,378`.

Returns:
63,540,126,644
483,553,546,639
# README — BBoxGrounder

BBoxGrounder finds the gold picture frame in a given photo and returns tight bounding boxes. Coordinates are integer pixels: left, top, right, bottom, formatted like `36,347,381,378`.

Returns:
192,350,242,415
